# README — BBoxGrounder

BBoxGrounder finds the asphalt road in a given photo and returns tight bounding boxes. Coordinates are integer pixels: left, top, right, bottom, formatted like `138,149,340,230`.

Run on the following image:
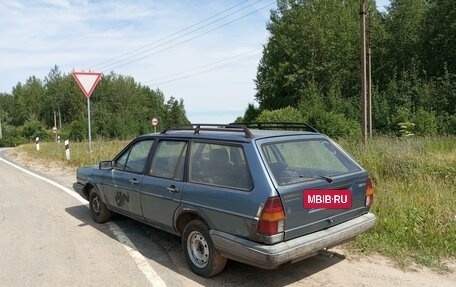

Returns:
1,149,455,287
0,154,157,286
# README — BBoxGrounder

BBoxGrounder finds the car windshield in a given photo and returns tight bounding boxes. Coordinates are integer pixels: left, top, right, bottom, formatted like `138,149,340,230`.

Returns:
261,139,361,186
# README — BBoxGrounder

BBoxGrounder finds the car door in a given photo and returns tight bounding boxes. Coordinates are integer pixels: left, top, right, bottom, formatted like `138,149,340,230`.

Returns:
102,139,154,219
141,139,187,232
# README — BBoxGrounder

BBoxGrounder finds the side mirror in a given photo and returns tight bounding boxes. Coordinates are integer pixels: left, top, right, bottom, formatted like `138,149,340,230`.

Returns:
99,160,113,170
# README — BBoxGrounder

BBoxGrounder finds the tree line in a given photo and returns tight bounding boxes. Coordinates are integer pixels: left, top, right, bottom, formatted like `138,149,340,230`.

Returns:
240,0,455,137
0,66,189,146
1,0,454,146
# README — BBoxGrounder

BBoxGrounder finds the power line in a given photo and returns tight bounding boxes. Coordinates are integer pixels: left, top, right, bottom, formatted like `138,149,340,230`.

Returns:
92,0,268,71
89,0,250,70
99,0,271,71
151,54,260,86
145,48,261,83
106,1,274,71
143,49,261,86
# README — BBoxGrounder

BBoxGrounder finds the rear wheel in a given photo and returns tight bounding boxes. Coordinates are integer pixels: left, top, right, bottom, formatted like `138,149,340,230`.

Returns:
89,189,111,223
182,220,227,277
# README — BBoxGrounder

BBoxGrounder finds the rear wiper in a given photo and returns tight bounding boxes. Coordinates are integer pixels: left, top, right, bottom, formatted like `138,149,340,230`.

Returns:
315,175,333,183
300,175,333,184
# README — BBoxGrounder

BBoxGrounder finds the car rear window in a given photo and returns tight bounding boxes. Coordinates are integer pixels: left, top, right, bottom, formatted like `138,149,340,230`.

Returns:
261,139,361,185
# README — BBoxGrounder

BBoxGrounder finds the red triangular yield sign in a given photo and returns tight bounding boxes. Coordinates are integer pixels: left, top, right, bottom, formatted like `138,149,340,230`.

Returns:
72,72,102,99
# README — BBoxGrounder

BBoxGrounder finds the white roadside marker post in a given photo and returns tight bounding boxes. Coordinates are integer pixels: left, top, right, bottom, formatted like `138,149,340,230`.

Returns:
65,140,70,161
35,137,40,151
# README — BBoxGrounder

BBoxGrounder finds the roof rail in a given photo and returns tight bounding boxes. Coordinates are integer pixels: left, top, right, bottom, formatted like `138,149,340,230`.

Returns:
161,124,253,138
228,122,319,133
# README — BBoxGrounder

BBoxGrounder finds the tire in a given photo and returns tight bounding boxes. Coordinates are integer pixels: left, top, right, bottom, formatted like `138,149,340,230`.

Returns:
89,189,111,223
182,220,227,277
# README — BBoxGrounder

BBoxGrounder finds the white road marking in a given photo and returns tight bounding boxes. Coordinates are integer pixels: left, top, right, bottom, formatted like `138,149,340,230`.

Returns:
0,154,167,287
108,222,166,287
0,153,84,203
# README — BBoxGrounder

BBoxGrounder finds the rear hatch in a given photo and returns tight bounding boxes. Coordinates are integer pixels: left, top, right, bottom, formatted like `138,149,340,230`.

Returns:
258,135,371,241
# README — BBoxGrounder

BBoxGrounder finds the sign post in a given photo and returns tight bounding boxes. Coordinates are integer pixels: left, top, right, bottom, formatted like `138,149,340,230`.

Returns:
72,72,102,152
151,117,158,133
52,126,57,143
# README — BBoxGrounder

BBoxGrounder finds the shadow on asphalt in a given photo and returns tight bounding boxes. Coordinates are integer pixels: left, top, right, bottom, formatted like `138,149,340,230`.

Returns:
65,205,346,287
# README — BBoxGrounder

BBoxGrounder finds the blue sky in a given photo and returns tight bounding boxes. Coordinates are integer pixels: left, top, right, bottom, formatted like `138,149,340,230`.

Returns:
0,0,390,124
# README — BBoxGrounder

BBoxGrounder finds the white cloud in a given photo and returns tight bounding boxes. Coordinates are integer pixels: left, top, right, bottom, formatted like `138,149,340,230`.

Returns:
0,1,272,123
0,0,397,127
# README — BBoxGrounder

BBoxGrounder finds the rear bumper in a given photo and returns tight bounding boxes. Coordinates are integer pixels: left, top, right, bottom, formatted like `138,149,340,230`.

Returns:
210,212,376,269
73,182,87,200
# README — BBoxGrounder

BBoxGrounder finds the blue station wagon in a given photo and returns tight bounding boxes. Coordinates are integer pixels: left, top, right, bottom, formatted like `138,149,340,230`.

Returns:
73,123,376,277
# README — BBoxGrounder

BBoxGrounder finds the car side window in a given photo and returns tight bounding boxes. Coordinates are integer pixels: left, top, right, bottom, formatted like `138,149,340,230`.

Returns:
189,143,252,190
149,140,187,180
114,139,154,173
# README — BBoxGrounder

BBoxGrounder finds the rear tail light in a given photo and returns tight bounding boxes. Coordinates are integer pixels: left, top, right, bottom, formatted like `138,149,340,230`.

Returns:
365,177,374,206
258,196,286,236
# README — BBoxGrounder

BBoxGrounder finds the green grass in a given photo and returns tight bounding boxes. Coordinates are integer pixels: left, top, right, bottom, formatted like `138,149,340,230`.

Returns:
13,140,130,167
339,136,456,269
12,136,456,269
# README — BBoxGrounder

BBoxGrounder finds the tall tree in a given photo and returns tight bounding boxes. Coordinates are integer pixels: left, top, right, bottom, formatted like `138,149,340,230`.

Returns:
2,66,190,142
164,96,190,127
12,76,46,125
44,65,65,128
382,0,428,75
421,0,456,76
255,0,360,112
0,93,14,123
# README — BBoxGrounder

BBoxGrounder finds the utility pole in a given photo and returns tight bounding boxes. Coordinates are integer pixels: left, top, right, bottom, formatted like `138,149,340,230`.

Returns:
367,11,373,138
360,0,368,144
53,110,58,142
53,110,57,129
58,106,62,130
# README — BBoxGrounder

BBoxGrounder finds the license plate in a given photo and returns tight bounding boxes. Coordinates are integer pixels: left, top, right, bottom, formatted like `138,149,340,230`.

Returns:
303,189,352,209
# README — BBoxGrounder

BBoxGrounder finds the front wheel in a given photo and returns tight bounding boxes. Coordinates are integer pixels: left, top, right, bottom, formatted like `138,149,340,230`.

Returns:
89,189,111,223
182,220,227,277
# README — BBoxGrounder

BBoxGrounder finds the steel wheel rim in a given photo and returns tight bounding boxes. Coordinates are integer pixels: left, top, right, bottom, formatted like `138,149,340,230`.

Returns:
187,230,209,268
92,195,101,215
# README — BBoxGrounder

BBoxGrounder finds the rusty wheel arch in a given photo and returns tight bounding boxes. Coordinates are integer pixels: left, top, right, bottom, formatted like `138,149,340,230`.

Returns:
176,211,209,235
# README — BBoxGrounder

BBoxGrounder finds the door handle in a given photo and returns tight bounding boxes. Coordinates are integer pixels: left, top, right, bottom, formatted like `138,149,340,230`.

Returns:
129,178,140,185
167,185,180,193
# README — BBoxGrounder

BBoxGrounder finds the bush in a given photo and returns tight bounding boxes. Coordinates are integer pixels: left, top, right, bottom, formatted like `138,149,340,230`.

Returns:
397,121,416,137
67,120,86,141
0,124,25,147
413,108,437,135
253,107,360,139
22,120,50,142
311,112,360,138
255,106,306,122
437,114,456,135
